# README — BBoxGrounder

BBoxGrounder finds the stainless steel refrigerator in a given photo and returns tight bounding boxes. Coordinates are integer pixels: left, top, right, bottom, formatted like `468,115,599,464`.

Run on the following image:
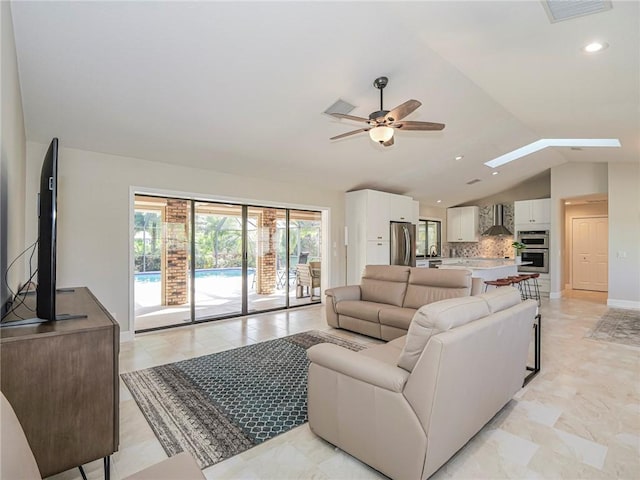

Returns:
390,221,416,267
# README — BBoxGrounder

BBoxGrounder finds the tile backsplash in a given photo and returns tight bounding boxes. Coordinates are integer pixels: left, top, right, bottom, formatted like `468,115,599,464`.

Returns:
444,204,516,258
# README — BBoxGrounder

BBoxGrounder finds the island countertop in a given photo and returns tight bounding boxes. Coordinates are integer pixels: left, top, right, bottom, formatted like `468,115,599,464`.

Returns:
437,258,530,270
434,258,531,294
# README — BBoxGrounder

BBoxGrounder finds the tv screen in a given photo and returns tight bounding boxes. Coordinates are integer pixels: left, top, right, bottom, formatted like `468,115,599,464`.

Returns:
36,138,58,321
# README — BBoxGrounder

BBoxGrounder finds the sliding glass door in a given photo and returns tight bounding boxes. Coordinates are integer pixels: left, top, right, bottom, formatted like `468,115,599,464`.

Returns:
133,195,323,332
247,207,287,313
289,210,322,307
193,202,244,320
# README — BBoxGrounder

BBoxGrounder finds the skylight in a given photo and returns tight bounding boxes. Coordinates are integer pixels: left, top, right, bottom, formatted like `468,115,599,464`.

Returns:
484,138,621,168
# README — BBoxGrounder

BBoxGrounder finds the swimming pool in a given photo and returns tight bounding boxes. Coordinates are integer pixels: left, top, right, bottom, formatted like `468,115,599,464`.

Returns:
135,268,256,283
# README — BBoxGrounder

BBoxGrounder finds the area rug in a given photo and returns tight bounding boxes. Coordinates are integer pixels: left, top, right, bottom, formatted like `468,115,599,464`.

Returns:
121,330,367,469
586,308,640,347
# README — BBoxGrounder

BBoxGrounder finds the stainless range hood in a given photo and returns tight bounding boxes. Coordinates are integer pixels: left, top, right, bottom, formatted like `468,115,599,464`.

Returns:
482,204,512,236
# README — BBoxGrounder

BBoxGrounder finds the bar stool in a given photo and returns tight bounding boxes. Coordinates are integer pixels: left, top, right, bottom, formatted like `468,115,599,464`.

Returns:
522,273,541,306
504,276,526,300
483,278,512,292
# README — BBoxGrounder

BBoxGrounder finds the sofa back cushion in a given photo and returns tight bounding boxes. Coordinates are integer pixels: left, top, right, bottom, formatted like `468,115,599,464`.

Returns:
360,265,411,307
477,286,522,313
402,268,472,309
397,296,490,372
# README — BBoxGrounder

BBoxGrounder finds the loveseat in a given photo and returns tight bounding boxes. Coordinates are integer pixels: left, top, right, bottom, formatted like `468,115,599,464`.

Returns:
308,287,537,480
325,265,472,340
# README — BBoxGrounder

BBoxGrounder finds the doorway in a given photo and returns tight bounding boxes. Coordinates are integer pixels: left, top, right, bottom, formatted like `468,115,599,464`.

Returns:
571,216,608,292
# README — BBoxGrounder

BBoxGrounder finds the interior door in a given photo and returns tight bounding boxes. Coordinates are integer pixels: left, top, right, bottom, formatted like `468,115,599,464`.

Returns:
571,217,608,291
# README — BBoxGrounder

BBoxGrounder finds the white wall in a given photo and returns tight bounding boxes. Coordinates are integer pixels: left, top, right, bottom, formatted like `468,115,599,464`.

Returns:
550,161,640,308
25,142,346,333
0,1,27,307
550,162,608,297
607,163,640,308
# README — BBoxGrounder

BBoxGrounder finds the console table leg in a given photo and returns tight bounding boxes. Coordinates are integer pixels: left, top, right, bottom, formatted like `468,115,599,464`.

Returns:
104,456,111,480
523,314,541,386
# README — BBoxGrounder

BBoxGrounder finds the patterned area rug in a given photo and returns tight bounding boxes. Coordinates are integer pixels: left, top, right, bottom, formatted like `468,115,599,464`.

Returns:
121,330,366,469
586,308,640,347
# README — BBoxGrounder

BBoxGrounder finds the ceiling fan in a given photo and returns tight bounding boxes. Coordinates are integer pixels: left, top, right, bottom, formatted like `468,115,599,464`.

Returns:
329,76,445,147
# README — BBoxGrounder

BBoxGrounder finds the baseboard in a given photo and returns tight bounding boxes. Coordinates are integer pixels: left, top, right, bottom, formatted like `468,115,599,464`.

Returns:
120,330,135,342
549,291,562,299
607,299,640,310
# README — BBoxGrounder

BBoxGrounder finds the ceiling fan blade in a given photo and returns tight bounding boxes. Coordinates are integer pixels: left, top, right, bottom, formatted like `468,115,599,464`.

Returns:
330,113,370,123
385,100,421,122
330,128,370,140
382,136,395,147
394,121,445,131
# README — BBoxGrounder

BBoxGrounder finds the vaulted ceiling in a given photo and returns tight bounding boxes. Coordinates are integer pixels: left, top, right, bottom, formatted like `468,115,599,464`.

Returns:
10,1,639,207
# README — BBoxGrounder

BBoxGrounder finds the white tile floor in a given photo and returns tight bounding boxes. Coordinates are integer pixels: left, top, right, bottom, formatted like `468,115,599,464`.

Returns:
47,291,640,480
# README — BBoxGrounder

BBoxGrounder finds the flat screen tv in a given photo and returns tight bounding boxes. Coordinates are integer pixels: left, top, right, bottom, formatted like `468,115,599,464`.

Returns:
36,138,58,321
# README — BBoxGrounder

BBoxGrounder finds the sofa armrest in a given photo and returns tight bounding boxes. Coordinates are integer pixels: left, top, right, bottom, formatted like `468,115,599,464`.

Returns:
325,286,362,328
325,285,361,302
308,343,409,393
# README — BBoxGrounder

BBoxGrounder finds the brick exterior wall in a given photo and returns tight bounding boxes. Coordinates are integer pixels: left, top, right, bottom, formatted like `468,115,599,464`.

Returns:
257,209,277,294
164,199,189,305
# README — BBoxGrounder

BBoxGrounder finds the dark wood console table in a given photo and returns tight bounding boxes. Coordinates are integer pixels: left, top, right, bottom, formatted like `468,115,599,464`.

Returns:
1,287,119,477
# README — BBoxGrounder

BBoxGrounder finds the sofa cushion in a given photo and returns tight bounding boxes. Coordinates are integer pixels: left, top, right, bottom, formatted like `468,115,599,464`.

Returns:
402,269,472,309
397,296,490,372
478,286,522,313
360,265,411,307
378,306,416,330
336,300,386,322
363,265,412,282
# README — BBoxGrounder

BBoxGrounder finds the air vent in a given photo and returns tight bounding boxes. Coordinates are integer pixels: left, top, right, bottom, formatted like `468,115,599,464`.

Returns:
542,0,612,23
466,179,481,185
324,99,356,116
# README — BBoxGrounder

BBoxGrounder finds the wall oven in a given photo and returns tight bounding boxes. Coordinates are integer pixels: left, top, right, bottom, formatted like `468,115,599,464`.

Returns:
519,248,549,273
518,230,549,249
517,231,549,273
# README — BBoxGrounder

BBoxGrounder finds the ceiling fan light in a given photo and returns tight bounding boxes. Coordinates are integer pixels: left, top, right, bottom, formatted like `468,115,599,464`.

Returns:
369,126,394,143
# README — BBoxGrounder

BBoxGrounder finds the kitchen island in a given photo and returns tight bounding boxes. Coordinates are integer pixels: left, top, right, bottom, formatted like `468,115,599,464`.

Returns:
435,258,528,294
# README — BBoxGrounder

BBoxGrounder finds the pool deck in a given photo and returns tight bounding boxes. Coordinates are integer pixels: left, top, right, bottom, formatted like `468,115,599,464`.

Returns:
134,274,318,331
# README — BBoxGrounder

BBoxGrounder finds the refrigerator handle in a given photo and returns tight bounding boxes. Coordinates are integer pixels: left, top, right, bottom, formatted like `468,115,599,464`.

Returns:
404,225,410,265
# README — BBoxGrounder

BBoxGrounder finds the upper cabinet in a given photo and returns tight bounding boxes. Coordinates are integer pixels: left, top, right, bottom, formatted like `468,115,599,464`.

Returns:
364,190,391,241
446,206,479,242
514,199,550,229
388,194,413,223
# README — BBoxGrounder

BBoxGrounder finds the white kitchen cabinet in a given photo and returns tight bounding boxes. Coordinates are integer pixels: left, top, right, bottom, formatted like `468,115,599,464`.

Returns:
515,199,550,228
345,189,416,284
411,200,420,225
446,206,479,242
365,190,391,241
389,194,413,222
366,241,390,266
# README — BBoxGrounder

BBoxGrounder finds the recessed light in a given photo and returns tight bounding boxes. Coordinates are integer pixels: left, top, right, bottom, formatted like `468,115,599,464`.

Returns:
565,201,572,205
455,155,463,161
492,171,499,176
583,41,608,53
436,200,442,203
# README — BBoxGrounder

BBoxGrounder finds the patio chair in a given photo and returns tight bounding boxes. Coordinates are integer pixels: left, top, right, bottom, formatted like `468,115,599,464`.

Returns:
296,261,320,299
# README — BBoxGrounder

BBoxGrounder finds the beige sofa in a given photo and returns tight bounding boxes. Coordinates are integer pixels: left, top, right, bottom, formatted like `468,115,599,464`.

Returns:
1,392,205,480
325,265,472,340
308,287,537,480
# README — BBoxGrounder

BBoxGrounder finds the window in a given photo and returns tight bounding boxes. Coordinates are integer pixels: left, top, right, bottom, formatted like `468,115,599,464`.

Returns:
416,219,441,257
